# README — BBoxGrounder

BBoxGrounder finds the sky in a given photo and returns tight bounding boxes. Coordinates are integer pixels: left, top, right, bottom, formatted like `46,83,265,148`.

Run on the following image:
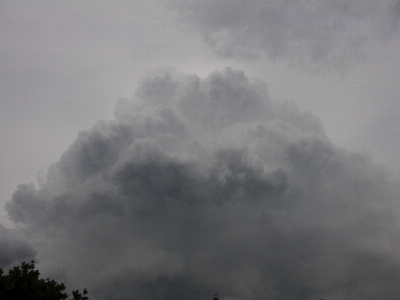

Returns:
1,1,400,299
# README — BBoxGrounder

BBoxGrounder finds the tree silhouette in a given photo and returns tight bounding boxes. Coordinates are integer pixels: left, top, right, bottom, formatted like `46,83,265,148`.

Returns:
0,261,88,300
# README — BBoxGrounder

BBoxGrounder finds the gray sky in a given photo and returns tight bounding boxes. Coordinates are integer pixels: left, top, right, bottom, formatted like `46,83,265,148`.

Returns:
1,1,400,300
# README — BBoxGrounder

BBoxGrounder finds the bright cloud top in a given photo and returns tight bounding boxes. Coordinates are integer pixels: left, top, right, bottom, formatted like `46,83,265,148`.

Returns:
4,68,400,300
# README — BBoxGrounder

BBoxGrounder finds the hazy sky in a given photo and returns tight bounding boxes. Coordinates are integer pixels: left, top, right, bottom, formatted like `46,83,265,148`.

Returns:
1,1,400,300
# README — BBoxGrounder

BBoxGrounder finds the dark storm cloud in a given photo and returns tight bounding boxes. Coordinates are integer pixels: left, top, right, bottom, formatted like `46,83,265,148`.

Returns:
174,0,400,73
4,68,400,300
0,223,36,268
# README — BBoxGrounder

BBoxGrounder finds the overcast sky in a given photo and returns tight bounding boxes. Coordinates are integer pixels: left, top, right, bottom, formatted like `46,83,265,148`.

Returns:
1,1,400,300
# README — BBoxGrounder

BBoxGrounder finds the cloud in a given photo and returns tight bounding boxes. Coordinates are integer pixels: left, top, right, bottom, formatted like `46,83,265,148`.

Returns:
174,0,400,73
0,223,36,269
3,68,400,300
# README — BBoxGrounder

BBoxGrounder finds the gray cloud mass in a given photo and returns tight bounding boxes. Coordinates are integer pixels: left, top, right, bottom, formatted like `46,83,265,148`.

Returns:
0,224,36,269
3,68,400,300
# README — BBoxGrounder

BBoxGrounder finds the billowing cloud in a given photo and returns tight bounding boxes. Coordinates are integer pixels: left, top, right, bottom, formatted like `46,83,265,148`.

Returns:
174,0,400,73
4,68,400,300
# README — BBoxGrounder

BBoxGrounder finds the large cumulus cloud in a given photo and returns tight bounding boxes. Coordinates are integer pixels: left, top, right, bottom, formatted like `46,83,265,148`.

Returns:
4,68,400,300
174,0,400,73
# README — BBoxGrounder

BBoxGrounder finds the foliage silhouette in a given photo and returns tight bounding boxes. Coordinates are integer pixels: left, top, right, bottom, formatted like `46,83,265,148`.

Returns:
0,260,88,300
